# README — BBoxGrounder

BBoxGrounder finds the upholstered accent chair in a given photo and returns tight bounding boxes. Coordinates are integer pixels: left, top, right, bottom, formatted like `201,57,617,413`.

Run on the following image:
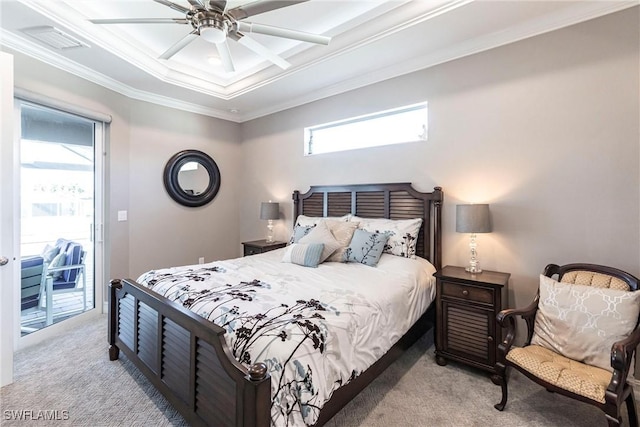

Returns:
494,263,640,427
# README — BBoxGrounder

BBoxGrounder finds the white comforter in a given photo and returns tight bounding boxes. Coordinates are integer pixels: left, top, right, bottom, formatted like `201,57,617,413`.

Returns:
137,249,436,426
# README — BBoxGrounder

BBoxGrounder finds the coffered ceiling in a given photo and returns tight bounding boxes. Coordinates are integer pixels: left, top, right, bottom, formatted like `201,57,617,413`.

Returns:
0,1,636,122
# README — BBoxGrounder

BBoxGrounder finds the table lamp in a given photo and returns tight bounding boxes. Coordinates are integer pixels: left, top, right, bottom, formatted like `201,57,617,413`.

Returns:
260,201,279,243
456,204,491,273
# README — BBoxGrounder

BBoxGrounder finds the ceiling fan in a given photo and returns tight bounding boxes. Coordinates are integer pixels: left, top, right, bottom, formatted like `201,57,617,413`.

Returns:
89,0,331,72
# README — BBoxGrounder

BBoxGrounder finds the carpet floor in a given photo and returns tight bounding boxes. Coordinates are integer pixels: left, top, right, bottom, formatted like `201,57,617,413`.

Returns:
0,314,631,426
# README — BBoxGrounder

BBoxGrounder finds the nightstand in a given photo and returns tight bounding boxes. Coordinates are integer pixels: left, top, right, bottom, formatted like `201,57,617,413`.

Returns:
242,240,287,256
434,265,510,382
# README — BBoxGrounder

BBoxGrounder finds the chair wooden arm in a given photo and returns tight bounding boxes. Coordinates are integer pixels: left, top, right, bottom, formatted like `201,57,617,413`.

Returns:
46,264,84,274
606,326,640,398
496,295,539,356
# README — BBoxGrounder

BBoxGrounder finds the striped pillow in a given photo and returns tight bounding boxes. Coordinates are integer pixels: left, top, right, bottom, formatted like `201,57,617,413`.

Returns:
282,243,325,268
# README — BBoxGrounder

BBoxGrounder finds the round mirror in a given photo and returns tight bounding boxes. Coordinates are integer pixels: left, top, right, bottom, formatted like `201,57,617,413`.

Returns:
163,150,221,207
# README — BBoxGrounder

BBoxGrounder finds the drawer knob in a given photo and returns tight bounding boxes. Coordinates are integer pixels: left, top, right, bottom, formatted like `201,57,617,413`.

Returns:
462,290,469,296
487,336,494,342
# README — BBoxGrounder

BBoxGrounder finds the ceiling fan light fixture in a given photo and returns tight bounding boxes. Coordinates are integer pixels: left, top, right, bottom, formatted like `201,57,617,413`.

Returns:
199,18,227,44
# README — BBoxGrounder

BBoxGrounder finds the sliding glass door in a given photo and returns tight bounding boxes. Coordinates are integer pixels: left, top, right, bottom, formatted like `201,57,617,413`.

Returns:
17,101,104,336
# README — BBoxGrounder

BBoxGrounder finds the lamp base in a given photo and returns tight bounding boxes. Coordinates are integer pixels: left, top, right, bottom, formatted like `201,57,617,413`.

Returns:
465,266,483,274
266,220,274,243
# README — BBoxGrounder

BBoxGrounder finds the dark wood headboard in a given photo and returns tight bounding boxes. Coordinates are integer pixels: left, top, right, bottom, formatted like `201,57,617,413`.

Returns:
292,183,443,270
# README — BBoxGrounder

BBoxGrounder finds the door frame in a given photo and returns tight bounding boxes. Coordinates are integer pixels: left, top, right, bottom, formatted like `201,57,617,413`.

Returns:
0,52,16,387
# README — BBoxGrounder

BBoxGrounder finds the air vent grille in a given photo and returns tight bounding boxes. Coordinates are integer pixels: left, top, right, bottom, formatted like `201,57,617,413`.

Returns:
21,26,89,50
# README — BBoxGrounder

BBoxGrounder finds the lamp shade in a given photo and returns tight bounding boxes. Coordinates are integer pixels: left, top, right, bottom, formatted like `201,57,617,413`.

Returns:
260,202,279,220
456,204,491,233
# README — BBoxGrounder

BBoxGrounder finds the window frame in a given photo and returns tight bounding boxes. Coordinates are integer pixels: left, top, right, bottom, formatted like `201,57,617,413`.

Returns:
304,101,428,156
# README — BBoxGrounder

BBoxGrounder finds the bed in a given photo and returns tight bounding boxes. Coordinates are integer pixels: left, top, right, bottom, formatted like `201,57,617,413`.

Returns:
108,183,443,426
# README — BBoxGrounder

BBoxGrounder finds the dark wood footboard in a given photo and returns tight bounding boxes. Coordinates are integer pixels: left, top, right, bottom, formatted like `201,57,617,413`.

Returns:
108,278,271,427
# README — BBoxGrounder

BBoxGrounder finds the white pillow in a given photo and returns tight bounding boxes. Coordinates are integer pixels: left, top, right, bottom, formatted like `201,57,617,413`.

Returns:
294,214,351,227
298,221,342,263
350,216,422,259
531,275,640,371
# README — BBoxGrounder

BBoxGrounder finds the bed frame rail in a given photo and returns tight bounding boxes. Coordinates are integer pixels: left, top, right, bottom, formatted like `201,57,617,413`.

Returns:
108,278,271,427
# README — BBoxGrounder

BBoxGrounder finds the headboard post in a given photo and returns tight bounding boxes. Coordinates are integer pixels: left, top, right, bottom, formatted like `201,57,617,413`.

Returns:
433,186,443,271
292,190,300,226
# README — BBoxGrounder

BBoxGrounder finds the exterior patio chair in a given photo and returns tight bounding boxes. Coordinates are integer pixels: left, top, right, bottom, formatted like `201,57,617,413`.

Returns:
38,241,87,326
20,256,44,310
494,263,640,427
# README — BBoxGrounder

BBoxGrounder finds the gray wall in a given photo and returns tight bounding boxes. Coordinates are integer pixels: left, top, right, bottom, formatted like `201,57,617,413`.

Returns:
239,9,640,314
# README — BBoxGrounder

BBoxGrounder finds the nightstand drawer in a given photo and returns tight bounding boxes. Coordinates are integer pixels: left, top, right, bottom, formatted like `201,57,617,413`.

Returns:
441,281,493,304
244,246,260,256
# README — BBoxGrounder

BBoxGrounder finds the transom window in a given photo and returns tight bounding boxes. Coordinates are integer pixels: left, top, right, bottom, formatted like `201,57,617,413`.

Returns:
304,102,428,156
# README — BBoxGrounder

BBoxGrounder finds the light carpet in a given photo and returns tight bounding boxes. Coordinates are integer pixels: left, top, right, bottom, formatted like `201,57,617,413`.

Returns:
0,314,630,426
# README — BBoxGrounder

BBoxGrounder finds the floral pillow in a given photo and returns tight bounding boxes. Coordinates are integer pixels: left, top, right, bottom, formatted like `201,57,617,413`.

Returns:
350,216,422,259
289,224,315,244
344,229,390,267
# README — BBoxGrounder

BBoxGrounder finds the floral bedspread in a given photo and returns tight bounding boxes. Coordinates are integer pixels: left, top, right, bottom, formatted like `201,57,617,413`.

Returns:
137,249,435,426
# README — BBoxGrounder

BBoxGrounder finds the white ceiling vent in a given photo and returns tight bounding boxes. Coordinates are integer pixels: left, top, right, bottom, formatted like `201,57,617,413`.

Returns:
21,26,89,50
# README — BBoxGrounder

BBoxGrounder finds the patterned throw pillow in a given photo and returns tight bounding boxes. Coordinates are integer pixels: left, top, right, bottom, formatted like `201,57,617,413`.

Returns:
350,216,422,259
299,221,342,263
531,275,640,371
281,243,325,268
289,224,315,244
344,229,390,267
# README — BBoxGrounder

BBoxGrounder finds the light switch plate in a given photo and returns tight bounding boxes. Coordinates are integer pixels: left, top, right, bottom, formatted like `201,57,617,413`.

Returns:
117,210,127,221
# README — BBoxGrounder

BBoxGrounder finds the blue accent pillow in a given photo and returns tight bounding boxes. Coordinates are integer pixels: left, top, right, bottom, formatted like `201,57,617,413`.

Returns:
282,243,325,268
289,224,316,244
344,229,390,267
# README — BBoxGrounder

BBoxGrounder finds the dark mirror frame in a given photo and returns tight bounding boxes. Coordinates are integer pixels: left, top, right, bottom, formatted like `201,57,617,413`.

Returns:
163,150,221,207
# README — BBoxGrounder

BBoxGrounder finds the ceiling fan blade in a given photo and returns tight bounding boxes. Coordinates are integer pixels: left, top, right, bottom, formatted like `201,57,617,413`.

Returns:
215,41,235,73
159,30,199,59
230,34,290,69
153,0,191,14
236,21,330,45
186,0,205,7
228,0,309,20
90,18,189,25
208,1,228,12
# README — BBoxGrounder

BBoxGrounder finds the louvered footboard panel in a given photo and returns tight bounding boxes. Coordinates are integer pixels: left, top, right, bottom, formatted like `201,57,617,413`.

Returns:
162,318,191,405
196,340,238,426
138,301,158,373
118,294,135,350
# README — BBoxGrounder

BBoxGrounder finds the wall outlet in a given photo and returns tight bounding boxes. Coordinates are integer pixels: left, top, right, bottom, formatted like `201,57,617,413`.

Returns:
198,257,205,264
